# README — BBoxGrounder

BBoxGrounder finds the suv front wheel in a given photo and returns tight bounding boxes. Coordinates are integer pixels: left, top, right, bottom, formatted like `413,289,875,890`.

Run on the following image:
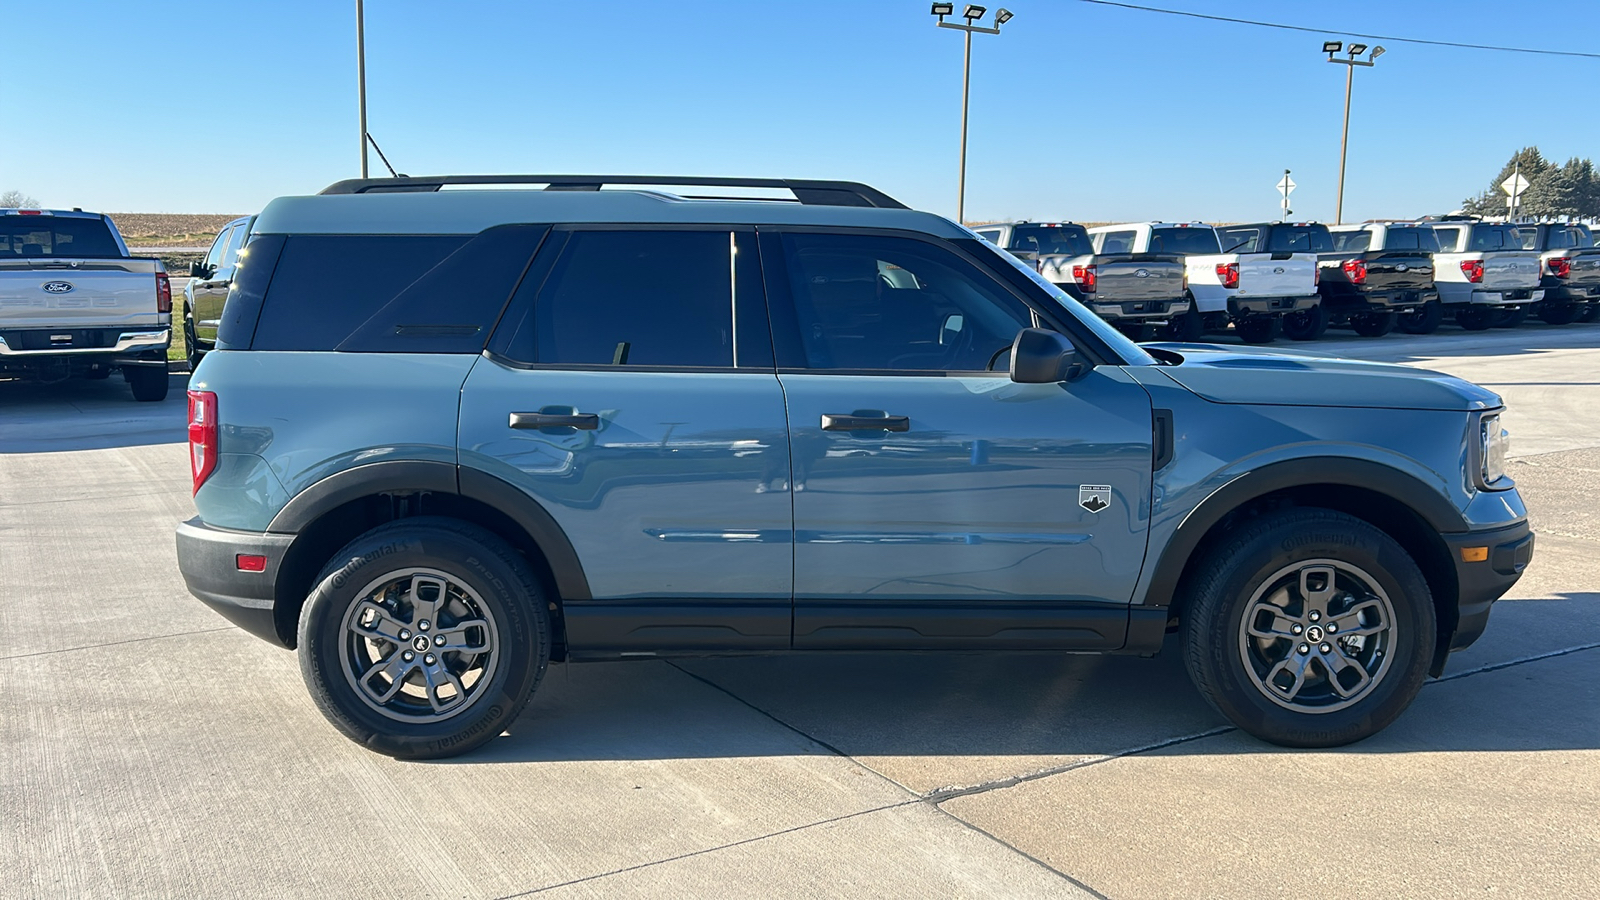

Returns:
1181,508,1434,747
297,517,550,759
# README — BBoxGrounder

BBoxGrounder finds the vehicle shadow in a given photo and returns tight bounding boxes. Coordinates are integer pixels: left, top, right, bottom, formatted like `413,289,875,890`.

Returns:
455,592,1599,766
0,372,188,453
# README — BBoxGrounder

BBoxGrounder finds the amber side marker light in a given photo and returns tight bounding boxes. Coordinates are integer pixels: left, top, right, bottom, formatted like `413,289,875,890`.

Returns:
1460,547,1489,563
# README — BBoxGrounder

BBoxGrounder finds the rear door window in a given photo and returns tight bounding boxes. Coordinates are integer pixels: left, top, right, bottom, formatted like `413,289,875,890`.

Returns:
0,216,122,258
203,225,234,271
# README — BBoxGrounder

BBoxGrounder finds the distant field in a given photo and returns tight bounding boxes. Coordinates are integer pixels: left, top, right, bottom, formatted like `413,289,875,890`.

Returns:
108,213,240,248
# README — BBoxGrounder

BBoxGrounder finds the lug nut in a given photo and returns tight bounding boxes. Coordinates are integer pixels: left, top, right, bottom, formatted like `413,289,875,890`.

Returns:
435,635,446,646
1292,624,1304,635
402,651,414,662
1320,643,1332,654
399,629,411,640
1327,623,1338,633
419,620,431,631
424,654,436,665
1309,612,1321,622
1298,644,1310,654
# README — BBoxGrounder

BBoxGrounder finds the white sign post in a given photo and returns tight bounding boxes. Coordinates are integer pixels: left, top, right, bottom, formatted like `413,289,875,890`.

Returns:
1277,171,1297,222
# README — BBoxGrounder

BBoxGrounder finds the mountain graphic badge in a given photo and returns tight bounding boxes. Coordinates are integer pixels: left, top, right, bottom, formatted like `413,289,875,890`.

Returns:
1079,484,1112,513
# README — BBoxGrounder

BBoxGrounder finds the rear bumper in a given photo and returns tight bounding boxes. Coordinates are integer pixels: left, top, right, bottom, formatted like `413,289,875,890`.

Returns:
1089,298,1191,321
1441,519,1534,656
1228,295,1317,316
0,327,170,358
1460,289,1543,307
175,517,294,647
1539,284,1600,302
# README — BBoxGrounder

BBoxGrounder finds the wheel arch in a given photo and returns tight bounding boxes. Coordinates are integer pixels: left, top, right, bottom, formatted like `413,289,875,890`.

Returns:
268,461,590,653
1140,458,1465,673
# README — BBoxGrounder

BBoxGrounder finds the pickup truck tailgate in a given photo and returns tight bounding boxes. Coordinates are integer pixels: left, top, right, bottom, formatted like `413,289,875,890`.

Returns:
0,258,165,328
1479,252,1541,291
1238,254,1316,298
1363,253,1434,292
1558,249,1600,290
1093,256,1185,303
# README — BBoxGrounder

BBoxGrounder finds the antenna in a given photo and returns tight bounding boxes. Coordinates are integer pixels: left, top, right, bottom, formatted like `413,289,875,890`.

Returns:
364,133,404,178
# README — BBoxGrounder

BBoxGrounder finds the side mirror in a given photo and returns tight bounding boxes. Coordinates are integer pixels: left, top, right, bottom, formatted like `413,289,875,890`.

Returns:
189,261,208,278
1009,328,1082,384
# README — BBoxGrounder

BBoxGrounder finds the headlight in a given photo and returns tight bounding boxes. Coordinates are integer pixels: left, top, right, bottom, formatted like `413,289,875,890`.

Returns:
1479,412,1510,489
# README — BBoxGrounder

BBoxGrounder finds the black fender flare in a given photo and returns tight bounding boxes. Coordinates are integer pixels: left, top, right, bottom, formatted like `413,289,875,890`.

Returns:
1139,456,1468,610
268,460,592,602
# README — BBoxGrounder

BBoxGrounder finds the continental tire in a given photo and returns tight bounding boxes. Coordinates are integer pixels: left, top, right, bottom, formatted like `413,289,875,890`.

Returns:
1180,508,1434,748
297,517,549,759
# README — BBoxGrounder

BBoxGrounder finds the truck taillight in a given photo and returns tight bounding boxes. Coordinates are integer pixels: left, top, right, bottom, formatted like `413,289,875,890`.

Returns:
1216,262,1239,289
1342,259,1367,285
1071,264,1097,293
1548,257,1571,279
188,390,218,494
156,272,172,314
1460,259,1484,283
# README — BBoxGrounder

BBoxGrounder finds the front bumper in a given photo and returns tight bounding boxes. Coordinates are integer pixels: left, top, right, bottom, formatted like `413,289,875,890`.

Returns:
1228,295,1318,316
1090,298,1191,322
1440,519,1534,658
176,517,294,647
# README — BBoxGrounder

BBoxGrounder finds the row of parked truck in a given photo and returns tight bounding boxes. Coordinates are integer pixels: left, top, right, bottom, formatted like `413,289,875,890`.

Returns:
972,217,1600,343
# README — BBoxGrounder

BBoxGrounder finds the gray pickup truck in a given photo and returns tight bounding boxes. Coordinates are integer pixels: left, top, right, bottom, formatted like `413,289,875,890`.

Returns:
0,209,172,400
1516,222,1600,325
973,221,1189,339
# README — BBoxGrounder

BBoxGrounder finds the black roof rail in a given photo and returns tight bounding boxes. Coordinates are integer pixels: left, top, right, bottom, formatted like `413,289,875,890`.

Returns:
316,175,908,209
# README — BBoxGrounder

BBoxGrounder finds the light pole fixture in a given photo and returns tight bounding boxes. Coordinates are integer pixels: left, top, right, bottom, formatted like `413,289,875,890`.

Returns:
931,3,1013,224
1324,41,1384,225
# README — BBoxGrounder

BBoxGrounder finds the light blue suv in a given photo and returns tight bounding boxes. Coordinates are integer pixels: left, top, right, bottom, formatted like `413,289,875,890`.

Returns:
175,175,1533,759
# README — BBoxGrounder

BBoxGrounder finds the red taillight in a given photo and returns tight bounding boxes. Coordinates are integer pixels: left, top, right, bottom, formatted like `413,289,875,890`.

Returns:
1216,262,1240,289
1548,257,1571,279
156,271,172,314
1460,259,1484,283
1314,265,1322,286
1071,264,1097,293
1342,259,1367,285
188,390,218,494
236,554,267,572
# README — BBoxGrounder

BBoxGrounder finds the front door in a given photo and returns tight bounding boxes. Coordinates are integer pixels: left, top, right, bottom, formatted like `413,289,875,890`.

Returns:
458,228,793,653
763,231,1154,650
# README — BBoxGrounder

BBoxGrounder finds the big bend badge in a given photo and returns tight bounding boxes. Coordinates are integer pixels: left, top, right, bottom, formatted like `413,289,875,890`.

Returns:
1079,484,1111,513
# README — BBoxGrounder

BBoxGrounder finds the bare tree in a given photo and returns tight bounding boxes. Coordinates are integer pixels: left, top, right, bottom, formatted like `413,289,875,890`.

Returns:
1,189,41,208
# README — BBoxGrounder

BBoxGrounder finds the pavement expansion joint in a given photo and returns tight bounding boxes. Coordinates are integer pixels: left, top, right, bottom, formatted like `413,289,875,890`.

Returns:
0,626,234,662
1433,641,1600,684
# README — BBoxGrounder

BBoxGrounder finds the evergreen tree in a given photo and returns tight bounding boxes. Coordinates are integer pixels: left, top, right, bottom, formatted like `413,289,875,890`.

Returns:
1461,147,1551,216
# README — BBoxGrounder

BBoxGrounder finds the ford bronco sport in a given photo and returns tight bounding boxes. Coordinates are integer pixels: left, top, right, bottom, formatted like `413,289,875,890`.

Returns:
175,175,1533,759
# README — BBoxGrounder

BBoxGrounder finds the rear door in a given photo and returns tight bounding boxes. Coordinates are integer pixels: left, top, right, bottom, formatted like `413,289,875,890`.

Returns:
459,228,793,653
764,229,1153,650
192,219,251,347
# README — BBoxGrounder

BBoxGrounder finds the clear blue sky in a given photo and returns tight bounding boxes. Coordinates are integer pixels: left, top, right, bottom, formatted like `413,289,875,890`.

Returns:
4,0,1597,223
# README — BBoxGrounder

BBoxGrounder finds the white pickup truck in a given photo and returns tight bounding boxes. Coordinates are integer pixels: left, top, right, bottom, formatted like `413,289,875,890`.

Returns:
1086,222,1322,344
1426,218,1543,331
0,209,172,400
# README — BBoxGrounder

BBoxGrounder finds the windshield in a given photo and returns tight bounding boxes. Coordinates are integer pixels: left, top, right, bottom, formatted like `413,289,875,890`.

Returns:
1008,224,1092,256
1149,227,1221,255
0,216,123,258
975,238,1158,367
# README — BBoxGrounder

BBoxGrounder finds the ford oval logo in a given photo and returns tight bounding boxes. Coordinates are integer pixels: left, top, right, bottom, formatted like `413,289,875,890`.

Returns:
42,281,74,294
1272,267,1285,274
1134,268,1150,278
1396,264,1408,272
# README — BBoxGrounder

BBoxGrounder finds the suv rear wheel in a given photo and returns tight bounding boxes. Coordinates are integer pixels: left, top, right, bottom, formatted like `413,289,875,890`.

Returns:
1180,508,1434,747
297,517,550,759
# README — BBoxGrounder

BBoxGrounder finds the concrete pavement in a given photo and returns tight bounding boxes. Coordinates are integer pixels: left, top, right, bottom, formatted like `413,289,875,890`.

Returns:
3,324,1598,898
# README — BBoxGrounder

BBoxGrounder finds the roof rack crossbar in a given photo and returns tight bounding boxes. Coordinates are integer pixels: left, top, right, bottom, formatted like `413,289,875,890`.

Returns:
317,175,907,209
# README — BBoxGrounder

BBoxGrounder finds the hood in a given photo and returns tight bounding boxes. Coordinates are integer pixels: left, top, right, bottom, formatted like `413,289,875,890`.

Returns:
1141,343,1501,411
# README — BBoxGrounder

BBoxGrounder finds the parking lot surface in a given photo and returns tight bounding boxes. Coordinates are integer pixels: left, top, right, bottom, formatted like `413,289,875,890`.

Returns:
3,326,1597,898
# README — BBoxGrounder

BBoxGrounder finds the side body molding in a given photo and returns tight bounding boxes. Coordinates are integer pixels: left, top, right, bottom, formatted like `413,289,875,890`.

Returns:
1139,456,1470,611
267,460,592,602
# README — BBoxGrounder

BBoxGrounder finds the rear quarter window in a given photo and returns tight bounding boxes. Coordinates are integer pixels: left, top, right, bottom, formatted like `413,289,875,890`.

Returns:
240,225,549,353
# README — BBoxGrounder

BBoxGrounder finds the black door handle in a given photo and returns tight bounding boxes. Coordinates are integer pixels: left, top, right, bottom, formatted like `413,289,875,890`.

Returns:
821,413,910,432
510,412,600,430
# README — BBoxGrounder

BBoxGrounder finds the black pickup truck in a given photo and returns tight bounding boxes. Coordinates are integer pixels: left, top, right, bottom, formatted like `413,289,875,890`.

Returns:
1517,222,1600,325
1293,223,1440,339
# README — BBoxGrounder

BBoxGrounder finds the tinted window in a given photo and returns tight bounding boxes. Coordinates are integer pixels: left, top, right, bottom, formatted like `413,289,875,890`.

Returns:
1433,227,1462,253
215,234,285,350
508,230,735,368
0,216,122,258
1332,230,1371,253
1093,230,1138,254
1579,225,1596,248
1545,227,1581,251
1267,225,1333,253
203,226,233,269
1009,225,1092,256
1468,225,1523,252
779,233,1031,372
220,221,250,270
975,229,1004,245
1380,226,1441,253
1149,227,1221,255
1216,226,1264,253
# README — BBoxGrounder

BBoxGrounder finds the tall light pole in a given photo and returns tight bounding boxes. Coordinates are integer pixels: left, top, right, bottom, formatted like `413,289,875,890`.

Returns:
931,4,1013,224
1324,41,1384,225
357,0,369,178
